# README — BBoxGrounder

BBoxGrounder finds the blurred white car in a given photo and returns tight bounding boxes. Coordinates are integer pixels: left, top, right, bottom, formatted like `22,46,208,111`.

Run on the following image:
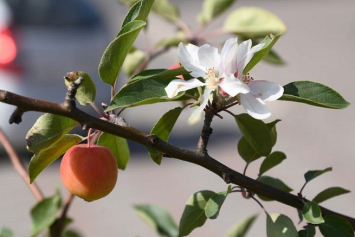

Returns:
0,0,111,153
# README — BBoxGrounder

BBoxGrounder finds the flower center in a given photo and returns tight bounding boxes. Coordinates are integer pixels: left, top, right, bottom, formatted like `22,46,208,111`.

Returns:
240,73,254,84
205,67,219,89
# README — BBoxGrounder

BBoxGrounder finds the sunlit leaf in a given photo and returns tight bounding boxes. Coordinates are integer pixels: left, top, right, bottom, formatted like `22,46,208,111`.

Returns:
319,216,354,237
155,37,187,49
224,213,258,237
224,7,286,38
122,0,154,27
26,114,78,154
99,20,146,86
198,0,235,23
29,134,83,183
107,77,188,110
266,213,298,237
244,34,281,74
64,71,96,106
179,190,216,236
97,132,130,170
313,187,350,204
152,0,180,23
279,81,350,109
205,185,231,219
302,201,324,224
134,204,178,237
122,49,146,77
129,67,189,82
147,107,183,164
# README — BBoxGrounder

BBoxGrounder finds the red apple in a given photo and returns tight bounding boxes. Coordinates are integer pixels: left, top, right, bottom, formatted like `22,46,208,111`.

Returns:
60,144,118,201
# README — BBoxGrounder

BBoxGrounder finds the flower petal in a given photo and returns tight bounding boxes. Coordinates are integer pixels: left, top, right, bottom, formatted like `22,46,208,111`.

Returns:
219,73,250,97
165,79,205,98
236,39,252,74
248,80,284,102
188,88,214,125
240,93,271,120
237,41,265,74
220,38,238,73
198,44,221,69
178,43,206,78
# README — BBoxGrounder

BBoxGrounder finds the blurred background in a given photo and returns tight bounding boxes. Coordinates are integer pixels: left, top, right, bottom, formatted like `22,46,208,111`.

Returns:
0,0,354,236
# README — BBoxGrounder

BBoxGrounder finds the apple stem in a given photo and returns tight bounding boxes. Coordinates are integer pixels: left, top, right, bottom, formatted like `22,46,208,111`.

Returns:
87,128,93,148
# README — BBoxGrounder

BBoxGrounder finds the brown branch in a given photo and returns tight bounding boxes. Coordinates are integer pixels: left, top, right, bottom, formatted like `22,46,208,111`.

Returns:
197,110,214,155
0,127,44,201
1,89,355,228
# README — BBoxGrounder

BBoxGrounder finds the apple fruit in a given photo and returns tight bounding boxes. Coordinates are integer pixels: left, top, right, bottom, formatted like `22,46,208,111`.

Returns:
60,144,118,201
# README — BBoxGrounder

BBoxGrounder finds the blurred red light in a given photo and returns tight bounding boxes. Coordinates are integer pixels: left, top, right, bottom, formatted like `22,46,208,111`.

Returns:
0,29,17,65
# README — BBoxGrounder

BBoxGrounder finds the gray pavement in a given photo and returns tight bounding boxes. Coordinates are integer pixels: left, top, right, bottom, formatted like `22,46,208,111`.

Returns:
1,0,355,236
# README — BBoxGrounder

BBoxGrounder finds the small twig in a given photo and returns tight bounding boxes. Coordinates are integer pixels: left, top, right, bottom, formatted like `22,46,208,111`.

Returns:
243,162,250,176
50,194,75,237
116,108,126,117
221,101,240,111
199,28,229,40
132,47,170,76
223,109,236,117
90,103,109,119
175,19,192,36
0,127,44,201
251,195,267,214
299,183,307,196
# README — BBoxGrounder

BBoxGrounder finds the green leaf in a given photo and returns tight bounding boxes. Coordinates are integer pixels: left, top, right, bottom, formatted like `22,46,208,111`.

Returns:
130,67,189,82
0,228,13,237
64,71,96,106
26,114,78,154
198,0,235,23
224,7,286,38
63,229,82,237
155,37,187,49
298,225,316,237
319,216,354,237
122,0,154,27
122,49,146,77
107,77,187,110
134,204,179,237
205,186,231,219
279,81,350,109
243,34,282,74
179,190,216,236
266,213,298,237
262,50,286,65
304,167,332,184
237,137,261,163
266,119,281,147
152,0,179,23
313,187,350,204
97,132,130,170
147,107,183,164
99,20,146,86
225,213,258,237
235,114,272,156
302,201,324,224
30,191,62,236
259,151,286,176
257,176,293,201
29,134,83,183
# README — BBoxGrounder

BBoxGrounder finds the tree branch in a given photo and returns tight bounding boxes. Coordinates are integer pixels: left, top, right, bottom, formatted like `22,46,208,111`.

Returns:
1,89,354,228
0,127,44,201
